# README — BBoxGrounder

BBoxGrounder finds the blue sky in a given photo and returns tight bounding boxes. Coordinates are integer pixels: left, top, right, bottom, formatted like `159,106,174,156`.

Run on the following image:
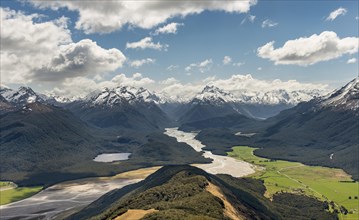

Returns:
1,0,358,97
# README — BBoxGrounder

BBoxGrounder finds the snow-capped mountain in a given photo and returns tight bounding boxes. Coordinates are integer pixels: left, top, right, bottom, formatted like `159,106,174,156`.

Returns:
85,86,161,106
0,86,44,105
157,85,322,106
238,89,321,105
191,85,237,105
319,77,359,111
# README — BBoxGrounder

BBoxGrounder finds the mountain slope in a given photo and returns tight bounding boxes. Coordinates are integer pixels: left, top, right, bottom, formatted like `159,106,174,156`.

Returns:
65,165,336,220
67,86,171,130
0,102,105,184
253,77,359,180
0,94,14,114
0,86,44,106
178,86,249,123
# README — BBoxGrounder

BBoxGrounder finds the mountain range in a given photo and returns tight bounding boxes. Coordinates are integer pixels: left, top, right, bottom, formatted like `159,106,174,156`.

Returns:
191,77,359,180
1,77,357,182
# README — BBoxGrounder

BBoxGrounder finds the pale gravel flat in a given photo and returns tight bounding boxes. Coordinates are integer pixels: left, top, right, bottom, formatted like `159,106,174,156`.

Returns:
164,128,255,177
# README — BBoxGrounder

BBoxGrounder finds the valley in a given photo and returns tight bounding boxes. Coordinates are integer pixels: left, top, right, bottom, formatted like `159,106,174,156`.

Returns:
229,146,359,220
0,76,358,220
165,128,255,177
1,2,358,219
0,167,160,220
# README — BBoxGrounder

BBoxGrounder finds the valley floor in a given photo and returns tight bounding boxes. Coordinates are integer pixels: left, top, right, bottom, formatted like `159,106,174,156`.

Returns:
228,146,359,220
0,167,160,220
164,128,255,177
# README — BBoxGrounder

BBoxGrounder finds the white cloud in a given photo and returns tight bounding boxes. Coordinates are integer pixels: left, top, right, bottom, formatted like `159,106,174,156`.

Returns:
240,14,256,25
261,19,278,28
126,37,168,51
153,22,184,35
159,74,328,101
203,76,217,83
47,73,328,102
167,65,179,71
257,31,359,66
159,77,179,85
33,39,126,81
249,15,256,22
233,62,245,67
356,16,359,20
48,73,155,98
347,58,357,64
1,8,70,83
326,7,347,21
30,1,256,34
1,8,126,84
185,59,213,73
129,58,155,68
223,56,232,65
257,67,262,71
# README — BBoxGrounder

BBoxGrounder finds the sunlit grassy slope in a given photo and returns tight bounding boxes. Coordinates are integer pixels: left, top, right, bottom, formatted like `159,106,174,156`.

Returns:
228,146,359,220
0,182,42,205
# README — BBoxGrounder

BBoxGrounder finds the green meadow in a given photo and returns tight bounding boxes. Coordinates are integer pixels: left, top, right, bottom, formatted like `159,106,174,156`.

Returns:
0,182,42,205
228,146,359,220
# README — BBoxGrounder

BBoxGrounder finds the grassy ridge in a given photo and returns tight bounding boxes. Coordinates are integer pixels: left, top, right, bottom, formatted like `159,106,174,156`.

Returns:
228,146,359,220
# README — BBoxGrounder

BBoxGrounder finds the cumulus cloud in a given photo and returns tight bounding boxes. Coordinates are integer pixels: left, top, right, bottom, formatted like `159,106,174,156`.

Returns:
1,8,70,83
33,39,126,81
326,7,347,21
223,56,232,65
48,73,155,98
158,74,328,101
47,72,329,102
261,19,278,28
159,77,179,85
153,22,184,35
185,59,213,73
347,58,357,64
257,31,359,66
126,37,168,51
129,58,156,68
1,8,126,84
29,1,256,34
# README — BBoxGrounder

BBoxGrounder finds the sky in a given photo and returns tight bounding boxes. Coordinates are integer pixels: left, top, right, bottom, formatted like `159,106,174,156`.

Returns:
1,0,358,99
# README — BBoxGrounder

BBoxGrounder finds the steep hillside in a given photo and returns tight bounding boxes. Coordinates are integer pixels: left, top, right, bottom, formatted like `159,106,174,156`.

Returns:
0,94,14,114
178,86,249,123
65,165,337,220
0,102,104,184
0,102,209,186
253,77,359,180
67,86,172,130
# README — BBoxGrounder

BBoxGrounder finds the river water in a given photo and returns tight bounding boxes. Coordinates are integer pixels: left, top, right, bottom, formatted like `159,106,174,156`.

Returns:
0,128,254,219
164,128,255,177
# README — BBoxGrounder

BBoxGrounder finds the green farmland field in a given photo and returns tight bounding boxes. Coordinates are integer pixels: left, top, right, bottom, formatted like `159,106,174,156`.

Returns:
228,146,359,220
0,182,42,205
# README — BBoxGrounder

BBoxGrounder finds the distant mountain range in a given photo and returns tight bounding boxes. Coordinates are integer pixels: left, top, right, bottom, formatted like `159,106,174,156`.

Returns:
192,77,359,180
254,77,359,180
1,77,357,183
0,83,323,121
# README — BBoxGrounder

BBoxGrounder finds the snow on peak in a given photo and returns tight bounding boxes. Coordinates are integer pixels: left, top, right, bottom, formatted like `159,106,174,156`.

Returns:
238,89,321,105
86,86,160,106
192,85,237,105
320,77,359,111
0,86,43,105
